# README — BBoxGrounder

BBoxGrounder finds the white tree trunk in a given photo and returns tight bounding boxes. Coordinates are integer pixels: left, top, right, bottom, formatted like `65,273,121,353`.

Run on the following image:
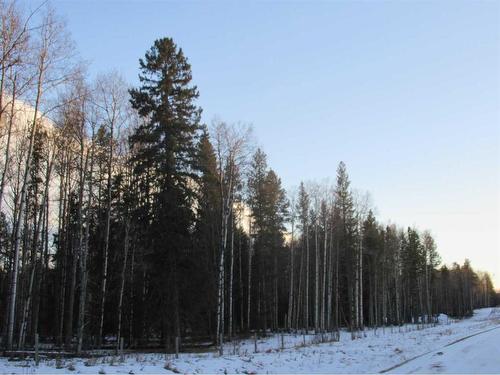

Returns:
247,220,253,330
287,221,295,330
228,212,235,340
6,66,44,350
305,224,309,332
0,74,16,213
77,128,95,354
321,218,327,331
116,217,130,350
314,223,319,332
98,124,113,347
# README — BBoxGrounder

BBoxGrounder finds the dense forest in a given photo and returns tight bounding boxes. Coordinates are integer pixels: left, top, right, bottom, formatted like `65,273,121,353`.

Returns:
0,2,497,354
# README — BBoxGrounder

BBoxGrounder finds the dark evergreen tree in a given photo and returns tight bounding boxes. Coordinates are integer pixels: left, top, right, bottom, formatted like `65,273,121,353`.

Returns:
334,161,358,333
247,149,288,330
191,129,221,336
129,37,202,345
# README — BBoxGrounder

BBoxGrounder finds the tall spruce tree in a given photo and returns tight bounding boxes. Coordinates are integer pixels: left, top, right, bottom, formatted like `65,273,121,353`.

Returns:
401,228,423,322
247,150,288,330
262,169,289,330
334,161,358,336
246,149,268,330
129,37,201,345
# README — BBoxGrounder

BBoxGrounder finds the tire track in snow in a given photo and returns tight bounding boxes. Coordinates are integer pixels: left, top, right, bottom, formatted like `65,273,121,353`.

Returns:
379,309,500,374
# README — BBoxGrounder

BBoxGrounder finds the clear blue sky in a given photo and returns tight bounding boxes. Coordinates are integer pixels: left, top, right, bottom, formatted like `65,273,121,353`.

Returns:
25,0,499,287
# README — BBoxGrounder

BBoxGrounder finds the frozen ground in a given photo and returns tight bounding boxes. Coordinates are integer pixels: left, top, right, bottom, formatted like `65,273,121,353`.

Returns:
1,307,498,374
387,323,500,374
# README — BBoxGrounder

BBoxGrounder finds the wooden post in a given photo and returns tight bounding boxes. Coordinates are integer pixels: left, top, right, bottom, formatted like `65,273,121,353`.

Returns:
281,334,284,350
35,333,39,366
175,336,179,359
302,333,306,346
254,333,258,353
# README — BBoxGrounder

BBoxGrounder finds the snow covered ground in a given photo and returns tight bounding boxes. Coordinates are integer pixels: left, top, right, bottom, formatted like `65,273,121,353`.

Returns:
387,325,500,374
1,307,499,374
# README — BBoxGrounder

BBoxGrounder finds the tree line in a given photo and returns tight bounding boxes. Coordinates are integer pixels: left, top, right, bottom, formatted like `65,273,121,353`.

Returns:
0,1,497,353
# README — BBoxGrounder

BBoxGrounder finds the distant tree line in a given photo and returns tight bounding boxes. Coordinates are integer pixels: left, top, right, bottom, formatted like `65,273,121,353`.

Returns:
0,1,496,353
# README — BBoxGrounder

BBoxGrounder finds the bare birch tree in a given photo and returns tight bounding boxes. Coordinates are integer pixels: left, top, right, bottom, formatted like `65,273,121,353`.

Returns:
6,6,77,350
212,119,251,354
93,71,129,346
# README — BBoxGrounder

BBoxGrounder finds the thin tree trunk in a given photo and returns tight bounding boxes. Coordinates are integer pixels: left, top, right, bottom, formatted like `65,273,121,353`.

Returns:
314,221,319,332
18,259,36,350
296,237,303,330
354,233,359,334
57,157,70,347
395,262,401,325
321,218,327,331
77,127,95,354
359,228,364,330
228,211,234,340
216,172,233,352
238,219,244,332
247,221,252,330
425,257,431,322
18,147,54,349
6,63,44,350
98,121,114,347
335,240,340,337
128,233,136,346
116,217,130,351
18,198,42,351
326,225,333,331
305,224,309,332
66,127,89,349
0,72,16,213
287,220,294,330
216,226,225,352
274,253,278,330
31,188,49,342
